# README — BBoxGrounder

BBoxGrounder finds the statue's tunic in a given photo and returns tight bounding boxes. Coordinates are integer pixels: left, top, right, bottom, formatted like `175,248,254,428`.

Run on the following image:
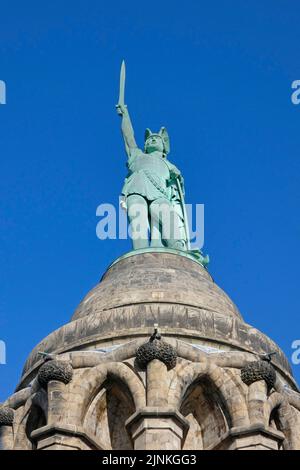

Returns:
122,148,179,202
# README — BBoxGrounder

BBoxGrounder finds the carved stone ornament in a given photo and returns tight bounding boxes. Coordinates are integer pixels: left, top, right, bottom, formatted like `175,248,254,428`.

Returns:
241,360,276,389
136,337,177,370
0,406,14,426
38,359,73,387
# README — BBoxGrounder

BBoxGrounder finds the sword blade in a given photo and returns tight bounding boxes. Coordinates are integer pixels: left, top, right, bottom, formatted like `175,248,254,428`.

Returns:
118,60,126,106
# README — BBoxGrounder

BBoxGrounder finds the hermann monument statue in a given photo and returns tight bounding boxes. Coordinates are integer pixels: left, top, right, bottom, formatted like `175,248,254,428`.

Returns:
117,61,187,251
116,61,208,266
0,62,300,451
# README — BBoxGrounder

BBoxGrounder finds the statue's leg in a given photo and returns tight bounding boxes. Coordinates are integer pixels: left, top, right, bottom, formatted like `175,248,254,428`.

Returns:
170,210,187,250
149,198,164,247
149,198,171,248
150,198,184,250
127,194,149,250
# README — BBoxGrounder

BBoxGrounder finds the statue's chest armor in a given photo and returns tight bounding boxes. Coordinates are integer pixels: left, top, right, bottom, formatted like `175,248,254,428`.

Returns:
129,154,169,179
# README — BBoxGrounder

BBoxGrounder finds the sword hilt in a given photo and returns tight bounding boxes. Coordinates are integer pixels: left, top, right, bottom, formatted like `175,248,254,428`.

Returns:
116,103,127,116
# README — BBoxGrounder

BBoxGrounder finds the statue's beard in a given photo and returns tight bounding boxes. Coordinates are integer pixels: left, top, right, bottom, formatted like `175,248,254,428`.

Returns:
145,145,163,154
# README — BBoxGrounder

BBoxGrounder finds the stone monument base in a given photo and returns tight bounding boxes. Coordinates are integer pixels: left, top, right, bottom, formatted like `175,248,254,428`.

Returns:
1,251,300,450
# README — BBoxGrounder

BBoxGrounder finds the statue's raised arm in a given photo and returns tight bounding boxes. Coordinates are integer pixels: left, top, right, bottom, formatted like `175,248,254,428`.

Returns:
116,61,137,157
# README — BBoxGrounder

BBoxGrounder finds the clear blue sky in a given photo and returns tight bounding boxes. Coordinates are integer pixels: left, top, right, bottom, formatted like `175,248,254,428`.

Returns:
1,1,300,401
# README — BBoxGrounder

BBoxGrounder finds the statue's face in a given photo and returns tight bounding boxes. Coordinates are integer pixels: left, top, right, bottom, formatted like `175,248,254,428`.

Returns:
145,135,164,154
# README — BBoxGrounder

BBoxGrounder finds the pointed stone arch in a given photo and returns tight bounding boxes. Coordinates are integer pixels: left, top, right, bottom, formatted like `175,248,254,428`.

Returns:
168,362,249,429
13,393,47,450
83,376,136,449
267,392,300,450
70,362,145,424
181,375,229,450
67,362,146,450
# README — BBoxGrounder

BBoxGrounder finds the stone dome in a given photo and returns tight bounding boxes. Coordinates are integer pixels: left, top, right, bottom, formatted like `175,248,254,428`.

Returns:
72,250,242,321
18,250,295,390
4,249,300,452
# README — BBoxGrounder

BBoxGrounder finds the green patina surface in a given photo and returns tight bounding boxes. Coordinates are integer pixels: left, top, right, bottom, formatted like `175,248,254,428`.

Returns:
116,61,209,266
108,248,209,270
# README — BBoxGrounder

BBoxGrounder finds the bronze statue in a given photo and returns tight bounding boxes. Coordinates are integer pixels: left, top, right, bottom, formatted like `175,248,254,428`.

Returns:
116,61,189,252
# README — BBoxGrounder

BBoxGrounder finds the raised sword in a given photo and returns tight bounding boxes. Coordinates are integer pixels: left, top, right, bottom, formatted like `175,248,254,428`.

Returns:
116,60,126,114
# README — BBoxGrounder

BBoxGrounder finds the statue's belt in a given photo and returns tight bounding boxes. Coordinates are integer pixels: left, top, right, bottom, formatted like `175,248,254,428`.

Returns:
124,169,170,200
142,169,170,199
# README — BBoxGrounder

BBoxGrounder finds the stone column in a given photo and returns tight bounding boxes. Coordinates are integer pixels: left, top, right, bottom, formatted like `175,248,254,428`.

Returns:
47,380,69,426
126,407,189,450
215,424,285,450
219,360,284,449
0,406,14,450
146,359,169,407
33,359,77,450
128,353,189,449
0,426,14,450
248,380,268,426
130,331,189,449
31,424,100,450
